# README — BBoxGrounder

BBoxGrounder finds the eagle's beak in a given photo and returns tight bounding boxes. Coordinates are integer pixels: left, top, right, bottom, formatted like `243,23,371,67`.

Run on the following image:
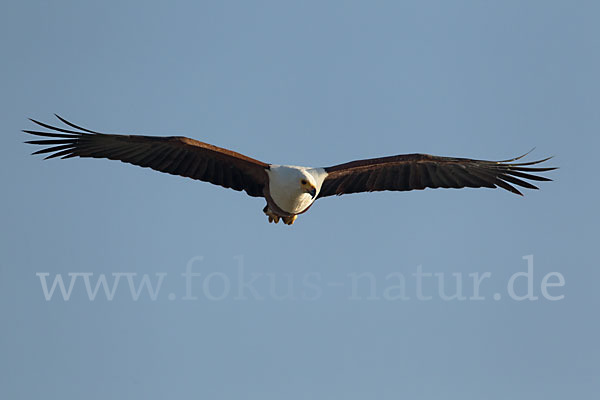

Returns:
308,186,317,198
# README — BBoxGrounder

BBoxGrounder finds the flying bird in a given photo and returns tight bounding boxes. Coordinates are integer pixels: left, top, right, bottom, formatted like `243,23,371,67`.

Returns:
25,115,556,225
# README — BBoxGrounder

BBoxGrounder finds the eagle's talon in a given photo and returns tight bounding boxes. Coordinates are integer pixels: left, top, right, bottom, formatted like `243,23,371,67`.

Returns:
283,215,297,225
264,208,283,224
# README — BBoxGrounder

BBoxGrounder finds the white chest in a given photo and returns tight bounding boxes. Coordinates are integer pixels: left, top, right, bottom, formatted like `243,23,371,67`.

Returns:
266,165,327,214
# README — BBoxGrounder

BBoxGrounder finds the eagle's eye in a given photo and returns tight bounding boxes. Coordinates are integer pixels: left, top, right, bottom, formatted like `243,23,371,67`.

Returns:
301,179,307,185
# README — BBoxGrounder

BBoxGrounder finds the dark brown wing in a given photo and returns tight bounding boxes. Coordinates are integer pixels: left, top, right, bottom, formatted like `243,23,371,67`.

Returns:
317,152,556,198
24,115,270,197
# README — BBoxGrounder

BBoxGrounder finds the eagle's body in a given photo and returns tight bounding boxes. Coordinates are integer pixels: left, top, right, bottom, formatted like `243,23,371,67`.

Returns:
25,116,556,225
265,166,327,221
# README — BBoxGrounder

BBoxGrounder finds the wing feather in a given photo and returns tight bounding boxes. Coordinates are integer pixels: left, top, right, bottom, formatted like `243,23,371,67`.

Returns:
25,116,269,197
318,153,556,198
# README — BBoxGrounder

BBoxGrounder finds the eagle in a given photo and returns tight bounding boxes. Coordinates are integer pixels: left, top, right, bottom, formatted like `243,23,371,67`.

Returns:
25,115,556,225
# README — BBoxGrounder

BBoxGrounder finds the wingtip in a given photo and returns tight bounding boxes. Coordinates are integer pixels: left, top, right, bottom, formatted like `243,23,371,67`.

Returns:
31,150,48,157
498,148,535,163
53,114,99,134
520,147,536,160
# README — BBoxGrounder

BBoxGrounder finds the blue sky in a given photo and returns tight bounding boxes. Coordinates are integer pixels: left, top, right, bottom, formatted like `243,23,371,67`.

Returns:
1,1,598,399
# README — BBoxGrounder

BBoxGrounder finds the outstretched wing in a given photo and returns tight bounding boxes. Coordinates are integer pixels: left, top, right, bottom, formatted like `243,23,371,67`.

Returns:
318,152,556,198
25,115,270,197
